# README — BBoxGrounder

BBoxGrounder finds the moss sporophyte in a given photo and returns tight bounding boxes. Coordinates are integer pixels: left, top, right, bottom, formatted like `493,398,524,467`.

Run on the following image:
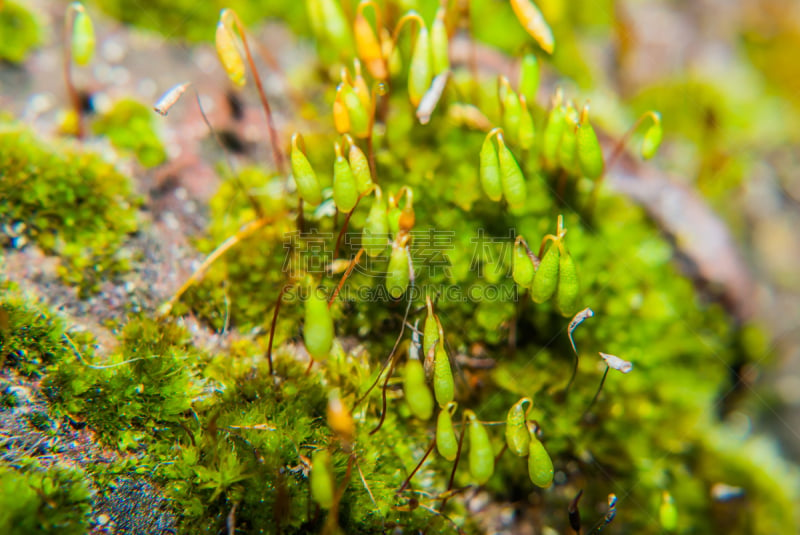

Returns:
1,0,795,533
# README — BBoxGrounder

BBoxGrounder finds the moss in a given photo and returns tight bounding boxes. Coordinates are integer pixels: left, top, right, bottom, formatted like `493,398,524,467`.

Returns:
93,98,168,168
0,125,140,295
0,293,70,377
0,462,92,535
0,1,41,64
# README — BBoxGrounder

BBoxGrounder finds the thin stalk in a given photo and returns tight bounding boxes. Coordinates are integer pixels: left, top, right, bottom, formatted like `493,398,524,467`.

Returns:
582,365,610,421
439,410,467,511
193,89,264,218
226,10,287,174
265,283,290,376
63,4,84,139
159,216,272,317
333,192,367,260
397,437,437,494
328,248,365,307
588,110,661,214
353,252,416,412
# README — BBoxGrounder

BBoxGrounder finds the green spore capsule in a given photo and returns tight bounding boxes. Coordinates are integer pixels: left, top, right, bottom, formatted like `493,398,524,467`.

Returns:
576,106,604,179
518,96,535,151
497,135,527,210
362,186,389,257
339,81,369,138
558,104,579,174
423,298,439,358
348,143,373,194
71,3,95,66
543,99,567,168
555,249,579,317
532,243,559,303
433,342,454,407
386,241,411,299
512,240,534,288
404,358,433,420
527,433,554,488
318,0,355,57
518,54,539,104
291,134,322,206
505,397,532,457
304,285,334,361
436,402,458,460
431,7,450,74
660,491,678,532
408,24,432,107
641,116,663,159
310,449,334,509
479,134,503,202
333,143,358,212
502,88,523,145
466,410,494,485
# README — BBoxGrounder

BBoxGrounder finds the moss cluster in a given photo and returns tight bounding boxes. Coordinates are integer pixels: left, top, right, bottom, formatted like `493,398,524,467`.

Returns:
1,0,798,533
0,124,140,295
93,98,168,168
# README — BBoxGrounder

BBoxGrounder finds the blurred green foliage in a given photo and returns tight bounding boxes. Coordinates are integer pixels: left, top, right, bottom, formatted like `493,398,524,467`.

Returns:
93,98,167,168
0,1,41,64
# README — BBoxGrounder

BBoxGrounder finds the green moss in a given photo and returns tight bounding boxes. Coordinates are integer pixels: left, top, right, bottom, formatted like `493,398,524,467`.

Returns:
0,293,70,376
0,463,92,535
0,1,41,64
93,98,168,168
0,125,140,295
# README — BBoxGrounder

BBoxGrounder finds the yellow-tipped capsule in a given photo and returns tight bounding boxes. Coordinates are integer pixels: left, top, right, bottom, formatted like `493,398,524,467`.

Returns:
479,134,503,202
408,24,432,107
497,135,527,211
348,143,374,194
532,243,559,303
304,285,334,361
641,114,663,159
576,105,604,179
215,17,245,86
436,402,459,461
558,104,579,174
352,60,372,112
354,9,386,80
338,80,369,138
543,93,566,168
386,241,411,299
291,134,323,206
333,142,358,212
433,340,454,407
555,249,579,317
466,410,494,485
512,240,535,288
311,449,335,509
333,91,350,134
71,3,95,66
518,96,535,151
404,358,433,420
527,431,554,488
327,388,355,445
505,397,532,456
423,296,439,359
431,7,450,74
362,186,389,257
659,491,678,532
510,0,555,54
518,54,539,104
